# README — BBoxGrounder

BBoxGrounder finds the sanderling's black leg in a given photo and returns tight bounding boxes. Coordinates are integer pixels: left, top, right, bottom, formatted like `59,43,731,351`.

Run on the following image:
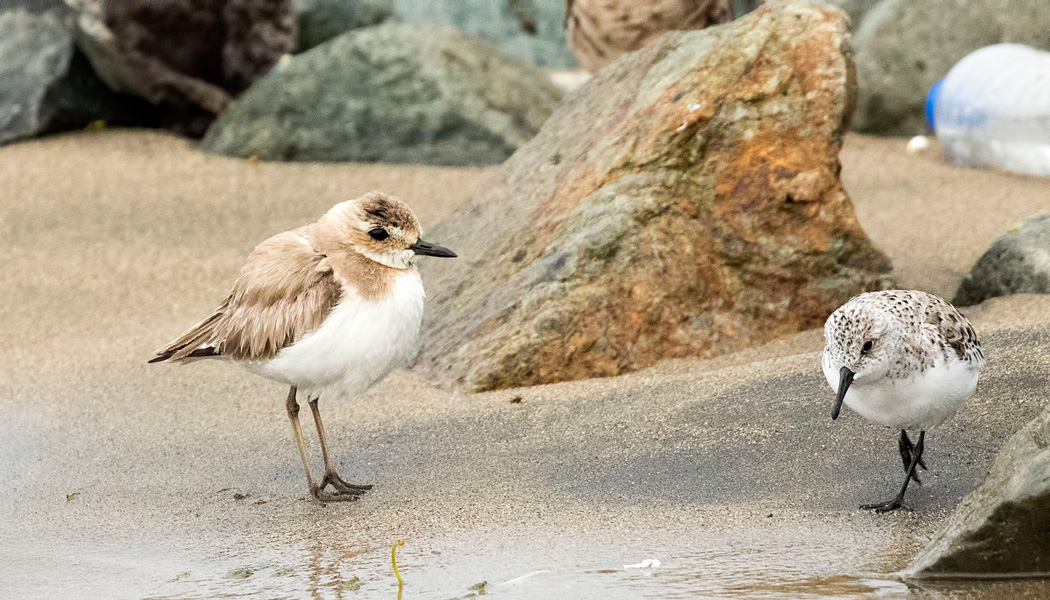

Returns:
899,430,927,484
864,430,926,513
308,398,372,498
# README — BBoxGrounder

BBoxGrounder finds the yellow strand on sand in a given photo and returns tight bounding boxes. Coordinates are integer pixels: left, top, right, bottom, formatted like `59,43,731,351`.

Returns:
392,540,405,587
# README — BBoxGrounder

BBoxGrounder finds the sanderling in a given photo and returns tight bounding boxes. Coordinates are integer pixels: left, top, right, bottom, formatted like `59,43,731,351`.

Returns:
150,192,456,504
822,290,985,512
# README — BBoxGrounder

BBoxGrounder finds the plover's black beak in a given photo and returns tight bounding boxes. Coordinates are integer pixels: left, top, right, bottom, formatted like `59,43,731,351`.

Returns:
409,238,457,258
831,366,854,420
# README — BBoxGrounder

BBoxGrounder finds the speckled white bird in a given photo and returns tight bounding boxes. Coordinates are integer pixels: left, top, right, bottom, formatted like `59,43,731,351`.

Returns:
822,290,985,512
150,192,456,504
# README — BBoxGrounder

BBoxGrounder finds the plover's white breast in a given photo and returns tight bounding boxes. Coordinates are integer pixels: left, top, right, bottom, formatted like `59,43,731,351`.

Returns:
244,269,426,400
822,354,980,430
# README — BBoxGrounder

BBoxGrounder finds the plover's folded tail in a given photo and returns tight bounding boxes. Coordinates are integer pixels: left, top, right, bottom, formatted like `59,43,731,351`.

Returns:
148,346,220,363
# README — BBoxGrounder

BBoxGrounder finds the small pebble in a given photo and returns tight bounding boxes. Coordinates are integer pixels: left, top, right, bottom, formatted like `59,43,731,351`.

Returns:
906,135,930,153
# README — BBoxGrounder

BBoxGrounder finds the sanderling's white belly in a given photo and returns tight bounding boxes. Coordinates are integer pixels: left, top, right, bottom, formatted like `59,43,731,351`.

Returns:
243,271,425,400
823,359,980,431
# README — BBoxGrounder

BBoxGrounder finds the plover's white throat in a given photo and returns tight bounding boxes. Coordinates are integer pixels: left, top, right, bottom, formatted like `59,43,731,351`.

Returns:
822,290,985,512
151,192,456,504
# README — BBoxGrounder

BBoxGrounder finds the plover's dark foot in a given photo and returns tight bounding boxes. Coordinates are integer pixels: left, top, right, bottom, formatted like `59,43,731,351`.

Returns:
309,485,362,504
860,498,909,513
321,471,373,495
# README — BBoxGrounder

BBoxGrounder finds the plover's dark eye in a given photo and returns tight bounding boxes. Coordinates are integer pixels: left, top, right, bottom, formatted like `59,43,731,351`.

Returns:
368,228,389,241
861,340,874,354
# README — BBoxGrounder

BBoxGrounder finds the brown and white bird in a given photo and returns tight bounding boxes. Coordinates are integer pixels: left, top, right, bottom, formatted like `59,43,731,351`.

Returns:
565,0,734,72
151,192,456,503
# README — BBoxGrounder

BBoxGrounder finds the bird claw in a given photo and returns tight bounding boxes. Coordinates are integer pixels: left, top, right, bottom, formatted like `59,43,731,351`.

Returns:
321,471,373,494
307,471,373,504
860,498,910,513
309,485,362,505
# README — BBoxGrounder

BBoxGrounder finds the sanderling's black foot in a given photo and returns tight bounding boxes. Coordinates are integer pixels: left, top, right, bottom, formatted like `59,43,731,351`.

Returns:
860,498,909,513
322,471,373,495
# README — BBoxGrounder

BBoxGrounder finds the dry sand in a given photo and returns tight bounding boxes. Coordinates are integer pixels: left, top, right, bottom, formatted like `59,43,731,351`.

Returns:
1,130,1050,599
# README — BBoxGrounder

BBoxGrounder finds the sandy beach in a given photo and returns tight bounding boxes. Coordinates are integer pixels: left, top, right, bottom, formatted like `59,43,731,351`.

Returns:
2,130,1050,599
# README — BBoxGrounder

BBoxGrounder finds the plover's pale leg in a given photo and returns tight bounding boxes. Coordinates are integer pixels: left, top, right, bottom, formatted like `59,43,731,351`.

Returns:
898,430,927,484
285,386,356,504
308,398,373,496
863,430,926,513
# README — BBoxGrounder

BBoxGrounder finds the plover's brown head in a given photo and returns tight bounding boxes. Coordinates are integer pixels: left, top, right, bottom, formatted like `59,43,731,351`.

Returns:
318,192,456,269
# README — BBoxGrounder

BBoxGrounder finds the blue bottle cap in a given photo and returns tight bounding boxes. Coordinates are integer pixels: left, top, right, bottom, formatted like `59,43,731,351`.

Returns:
925,78,945,131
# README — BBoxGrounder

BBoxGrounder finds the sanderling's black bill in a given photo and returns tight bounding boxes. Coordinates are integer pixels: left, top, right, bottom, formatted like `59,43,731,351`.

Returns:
410,238,457,258
832,366,854,420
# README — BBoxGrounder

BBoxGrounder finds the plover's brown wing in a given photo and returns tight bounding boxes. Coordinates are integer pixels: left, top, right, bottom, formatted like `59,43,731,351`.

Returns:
150,226,341,363
923,294,986,369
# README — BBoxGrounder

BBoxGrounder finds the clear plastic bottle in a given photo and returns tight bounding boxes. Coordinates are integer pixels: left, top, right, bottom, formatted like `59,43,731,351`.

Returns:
927,44,1050,177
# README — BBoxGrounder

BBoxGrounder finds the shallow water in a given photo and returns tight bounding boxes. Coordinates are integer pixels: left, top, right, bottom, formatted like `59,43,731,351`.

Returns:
5,526,1048,600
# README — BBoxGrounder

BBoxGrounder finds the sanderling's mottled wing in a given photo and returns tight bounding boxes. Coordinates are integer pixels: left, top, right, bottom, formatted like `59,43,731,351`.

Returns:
923,294,986,369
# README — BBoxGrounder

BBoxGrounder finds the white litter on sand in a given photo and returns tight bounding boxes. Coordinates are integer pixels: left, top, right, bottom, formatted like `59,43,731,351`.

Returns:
623,559,661,569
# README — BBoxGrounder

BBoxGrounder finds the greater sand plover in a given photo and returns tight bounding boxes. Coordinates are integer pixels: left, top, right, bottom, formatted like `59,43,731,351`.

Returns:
151,192,456,503
823,290,985,512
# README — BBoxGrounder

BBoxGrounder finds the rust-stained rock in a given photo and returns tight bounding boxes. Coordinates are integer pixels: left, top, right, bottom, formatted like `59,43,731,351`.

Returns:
415,0,892,392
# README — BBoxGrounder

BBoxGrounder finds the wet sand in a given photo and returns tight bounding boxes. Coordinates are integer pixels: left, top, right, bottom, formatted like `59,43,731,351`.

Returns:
2,130,1050,599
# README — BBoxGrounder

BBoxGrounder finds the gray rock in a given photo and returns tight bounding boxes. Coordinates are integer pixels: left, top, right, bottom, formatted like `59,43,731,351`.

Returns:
202,24,563,166
294,0,393,52
0,7,155,145
731,0,764,18
909,404,1050,576
0,8,71,144
392,0,576,68
852,0,1050,135
954,215,1050,307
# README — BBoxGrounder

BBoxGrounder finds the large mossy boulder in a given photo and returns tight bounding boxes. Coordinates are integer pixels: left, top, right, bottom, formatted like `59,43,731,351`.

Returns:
954,215,1050,307
909,405,1050,576
852,0,1050,135
293,0,576,67
393,0,576,68
413,0,892,392
293,0,392,52
202,24,563,166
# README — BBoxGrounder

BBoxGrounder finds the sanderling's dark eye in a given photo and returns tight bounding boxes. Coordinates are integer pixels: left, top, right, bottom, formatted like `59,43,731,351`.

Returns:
368,228,389,241
861,340,874,354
